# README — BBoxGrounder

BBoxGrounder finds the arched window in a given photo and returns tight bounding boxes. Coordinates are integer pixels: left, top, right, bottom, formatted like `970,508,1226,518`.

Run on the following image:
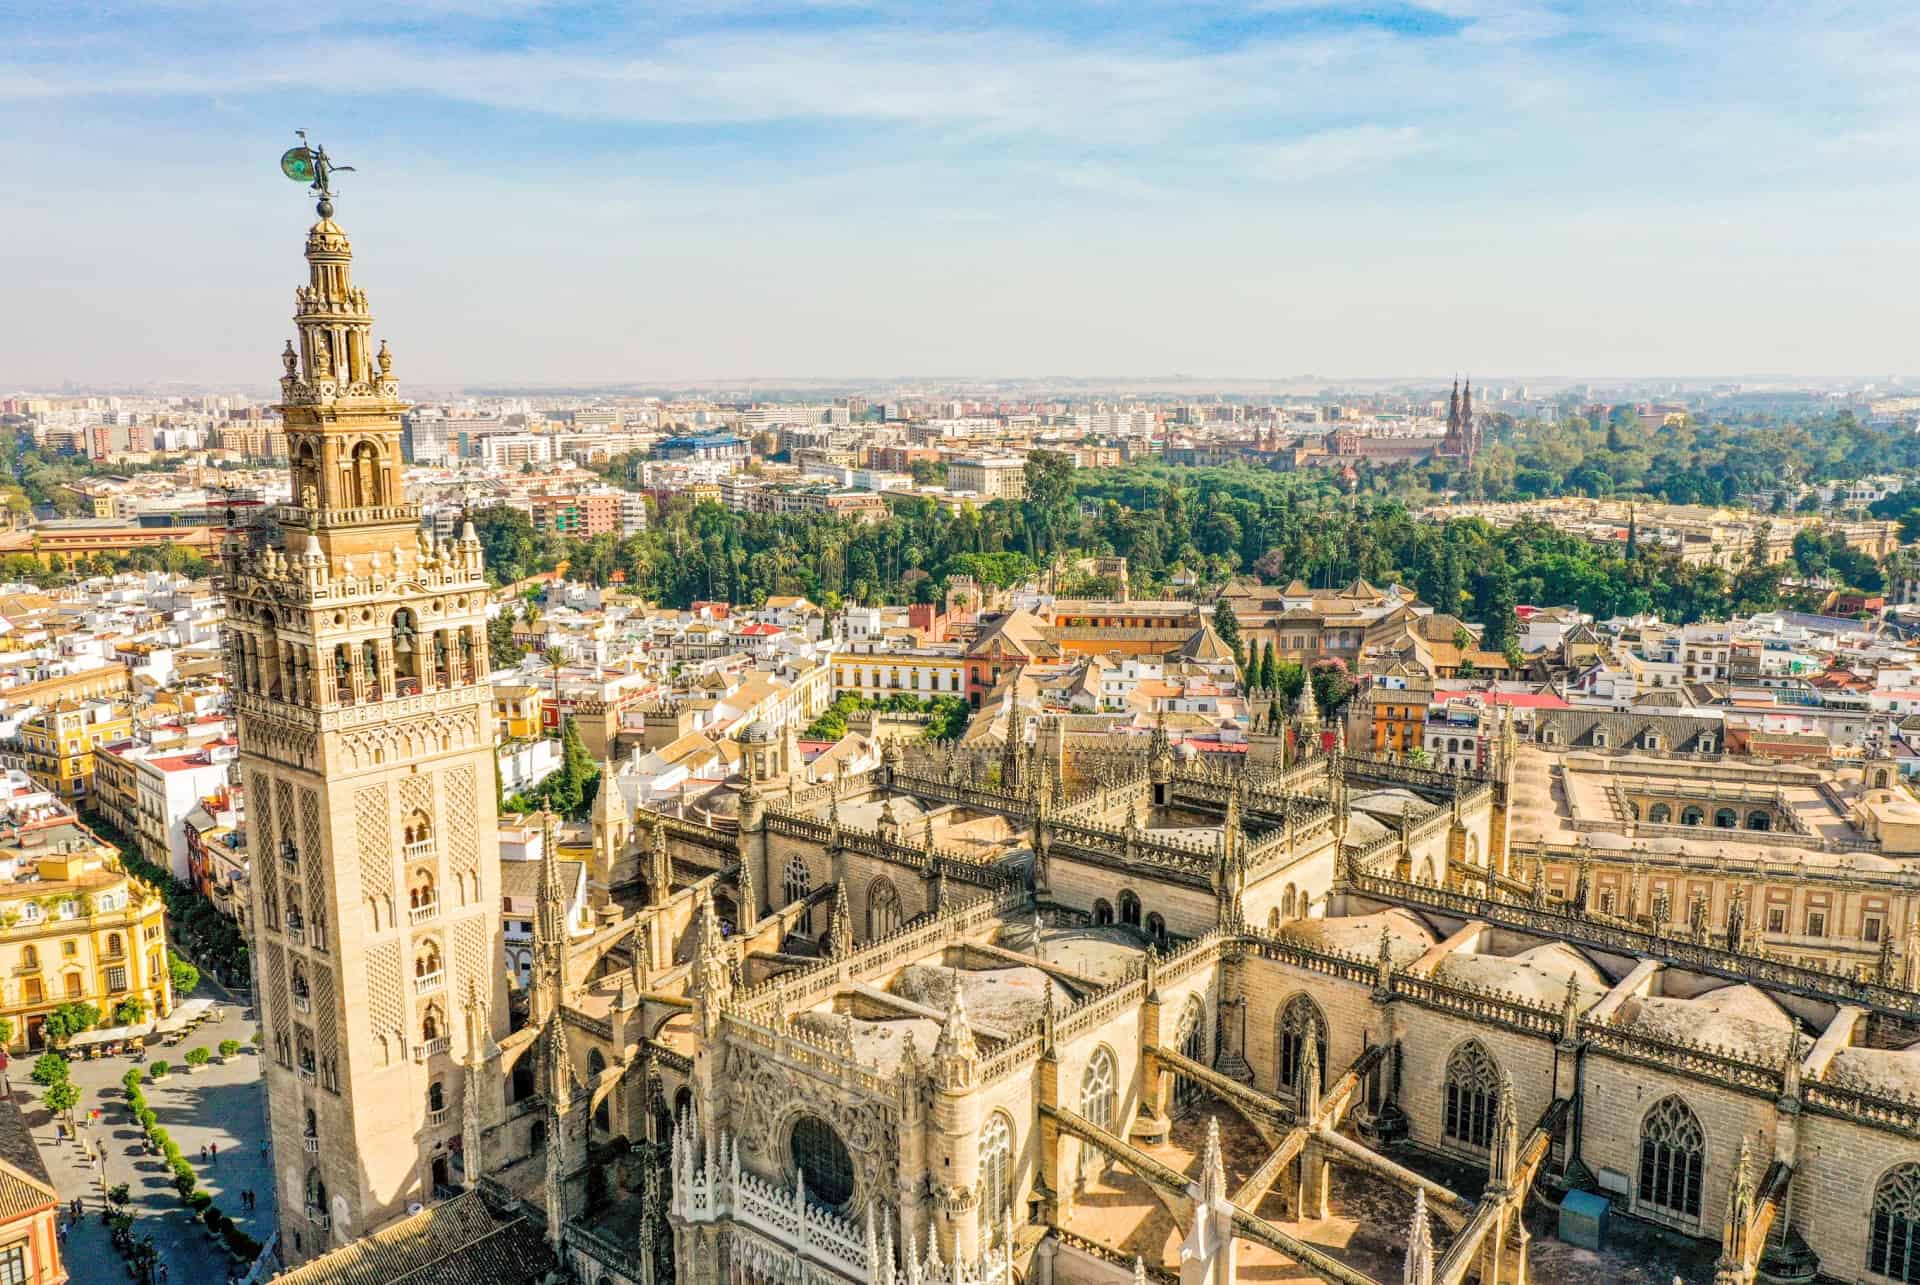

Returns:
1145,912,1168,949
105,933,122,958
1267,908,1281,931
20,946,36,971
1118,891,1141,928
1680,806,1704,826
588,1049,610,1132
350,440,383,508
510,1058,537,1104
1746,811,1771,832
867,878,903,939
428,1080,445,1113
1093,900,1114,927
1282,884,1297,918
1871,1164,1920,1282
1275,995,1326,1096
1714,808,1737,829
783,856,810,908
410,870,437,913
1626,801,1640,821
1648,803,1672,824
790,1116,854,1211
1081,1048,1117,1132
403,808,434,855
1637,1096,1705,1220
415,941,441,978
980,1113,1013,1241
305,1168,327,1216
64,974,81,999
421,1005,441,1043
1173,997,1209,1112
1443,1041,1500,1150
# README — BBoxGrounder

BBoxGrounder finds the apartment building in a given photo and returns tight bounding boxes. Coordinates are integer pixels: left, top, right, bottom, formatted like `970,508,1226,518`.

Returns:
949,455,1027,500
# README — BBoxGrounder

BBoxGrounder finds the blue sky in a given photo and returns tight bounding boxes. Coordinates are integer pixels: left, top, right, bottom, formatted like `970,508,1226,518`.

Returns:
5,0,1920,387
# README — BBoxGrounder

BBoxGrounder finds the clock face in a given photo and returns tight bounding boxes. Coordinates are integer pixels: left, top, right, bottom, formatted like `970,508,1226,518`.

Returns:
281,147,316,183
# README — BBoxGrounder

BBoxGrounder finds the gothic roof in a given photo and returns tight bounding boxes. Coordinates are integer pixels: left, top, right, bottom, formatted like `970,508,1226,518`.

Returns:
272,1189,555,1285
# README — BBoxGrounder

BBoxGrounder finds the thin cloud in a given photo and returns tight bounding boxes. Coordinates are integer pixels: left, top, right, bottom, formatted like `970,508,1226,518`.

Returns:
1238,125,1427,181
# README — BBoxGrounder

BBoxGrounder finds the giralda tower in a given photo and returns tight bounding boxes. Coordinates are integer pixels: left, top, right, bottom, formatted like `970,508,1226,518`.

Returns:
226,167,508,1265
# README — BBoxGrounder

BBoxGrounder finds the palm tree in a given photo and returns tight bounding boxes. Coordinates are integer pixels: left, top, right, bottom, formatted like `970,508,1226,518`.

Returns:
543,646,566,739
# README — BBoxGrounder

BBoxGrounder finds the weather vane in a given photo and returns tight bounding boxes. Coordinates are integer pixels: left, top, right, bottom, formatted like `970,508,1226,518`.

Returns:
279,130,355,218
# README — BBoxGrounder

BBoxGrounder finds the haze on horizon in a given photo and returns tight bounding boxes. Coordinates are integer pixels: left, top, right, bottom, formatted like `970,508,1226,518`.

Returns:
6,0,1920,390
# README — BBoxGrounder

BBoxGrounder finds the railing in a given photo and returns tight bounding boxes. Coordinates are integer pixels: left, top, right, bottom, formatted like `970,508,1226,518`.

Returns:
291,993,311,1014
425,1106,450,1128
414,1037,450,1062
403,839,435,863
408,901,439,925
286,923,305,945
301,1135,319,1154
414,970,444,994
297,1067,316,1086
305,1207,329,1231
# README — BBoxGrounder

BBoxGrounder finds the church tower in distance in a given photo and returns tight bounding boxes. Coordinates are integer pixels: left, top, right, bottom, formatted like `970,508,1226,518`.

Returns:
225,186,509,1266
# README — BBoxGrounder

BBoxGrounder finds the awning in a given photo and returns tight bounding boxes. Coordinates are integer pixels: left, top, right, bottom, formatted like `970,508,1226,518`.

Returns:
66,1022,154,1048
152,998,215,1034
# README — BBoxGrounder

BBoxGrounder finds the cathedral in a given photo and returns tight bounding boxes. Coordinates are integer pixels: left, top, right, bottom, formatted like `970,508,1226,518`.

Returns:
241,202,1920,1285
1437,379,1480,464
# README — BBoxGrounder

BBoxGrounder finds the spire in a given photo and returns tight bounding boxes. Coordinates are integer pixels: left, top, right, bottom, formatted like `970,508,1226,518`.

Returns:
1293,671,1319,729
829,879,854,957
648,816,672,905
1488,1071,1518,1192
692,892,732,1035
1403,1189,1435,1285
932,982,980,1091
1196,1115,1227,1206
1447,378,1460,434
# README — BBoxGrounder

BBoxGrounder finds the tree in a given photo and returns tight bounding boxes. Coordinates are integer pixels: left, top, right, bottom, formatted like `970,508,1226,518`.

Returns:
41,1002,101,1044
487,611,526,668
113,997,147,1027
1211,599,1244,670
167,951,199,997
218,1039,241,1060
42,1080,80,1122
29,1053,68,1088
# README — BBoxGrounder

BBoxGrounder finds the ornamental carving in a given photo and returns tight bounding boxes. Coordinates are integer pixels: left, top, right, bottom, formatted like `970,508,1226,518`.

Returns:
722,1045,898,1203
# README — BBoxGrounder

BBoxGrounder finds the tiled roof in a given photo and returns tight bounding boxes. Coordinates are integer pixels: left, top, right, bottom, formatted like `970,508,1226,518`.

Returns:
273,1190,555,1285
0,1095,55,1221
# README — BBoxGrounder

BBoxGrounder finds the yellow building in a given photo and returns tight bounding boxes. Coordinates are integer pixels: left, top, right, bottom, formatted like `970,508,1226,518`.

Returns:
17,700,134,808
492,682,543,741
0,831,172,1050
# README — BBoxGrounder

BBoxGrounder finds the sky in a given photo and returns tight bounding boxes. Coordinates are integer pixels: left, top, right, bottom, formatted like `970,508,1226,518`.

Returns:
5,0,1920,389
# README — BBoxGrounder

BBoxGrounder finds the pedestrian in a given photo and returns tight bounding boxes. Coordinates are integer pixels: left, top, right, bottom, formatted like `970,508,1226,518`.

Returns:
54,1123,63,1143
259,1138,268,1159
210,1141,218,1163
199,1144,207,1163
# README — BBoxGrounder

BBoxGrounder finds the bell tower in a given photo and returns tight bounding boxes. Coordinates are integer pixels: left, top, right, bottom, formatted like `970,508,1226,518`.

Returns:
229,157,509,1266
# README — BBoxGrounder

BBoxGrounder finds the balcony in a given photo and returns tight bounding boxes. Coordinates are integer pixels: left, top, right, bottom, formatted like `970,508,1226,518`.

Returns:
306,1208,330,1232
281,851,298,872
297,1066,316,1086
413,1037,450,1062
408,900,439,926
403,839,435,864
11,964,37,978
302,1134,320,1154
425,1106,450,1128
413,970,444,995
286,924,306,946
292,993,311,1014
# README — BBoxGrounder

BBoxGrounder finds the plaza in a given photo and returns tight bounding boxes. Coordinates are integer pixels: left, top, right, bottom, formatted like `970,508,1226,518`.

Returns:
25,989,275,1282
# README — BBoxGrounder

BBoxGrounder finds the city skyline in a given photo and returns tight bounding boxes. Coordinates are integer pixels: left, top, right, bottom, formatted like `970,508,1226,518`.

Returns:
9,1,1920,386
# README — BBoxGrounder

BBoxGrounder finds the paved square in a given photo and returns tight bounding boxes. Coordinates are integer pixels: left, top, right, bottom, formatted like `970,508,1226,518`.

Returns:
24,988,276,1283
